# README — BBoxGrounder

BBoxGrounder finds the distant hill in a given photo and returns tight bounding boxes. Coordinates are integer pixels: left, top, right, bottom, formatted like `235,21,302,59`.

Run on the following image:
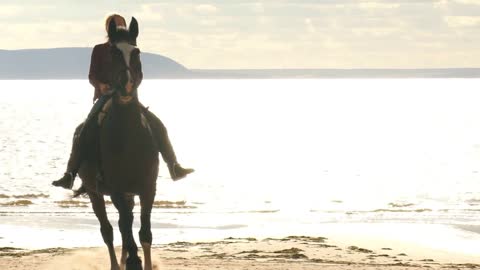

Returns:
0,48,480,79
190,68,480,79
0,47,191,79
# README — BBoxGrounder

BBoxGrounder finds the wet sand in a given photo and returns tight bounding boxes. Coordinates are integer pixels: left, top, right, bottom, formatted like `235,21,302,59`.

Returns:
2,236,479,270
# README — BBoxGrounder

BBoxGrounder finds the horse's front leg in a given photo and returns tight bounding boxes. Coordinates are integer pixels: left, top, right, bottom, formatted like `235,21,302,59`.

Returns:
120,248,128,270
88,191,120,270
111,193,142,270
139,190,155,270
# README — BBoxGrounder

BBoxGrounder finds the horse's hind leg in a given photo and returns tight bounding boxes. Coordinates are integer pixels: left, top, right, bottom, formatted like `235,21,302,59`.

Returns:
139,191,155,270
88,191,119,270
111,193,142,270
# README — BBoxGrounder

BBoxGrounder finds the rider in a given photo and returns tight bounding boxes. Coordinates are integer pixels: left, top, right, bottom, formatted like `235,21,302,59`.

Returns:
52,14,193,189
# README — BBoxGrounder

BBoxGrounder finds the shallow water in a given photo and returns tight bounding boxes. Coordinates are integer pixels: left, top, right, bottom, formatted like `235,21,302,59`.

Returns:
0,79,479,257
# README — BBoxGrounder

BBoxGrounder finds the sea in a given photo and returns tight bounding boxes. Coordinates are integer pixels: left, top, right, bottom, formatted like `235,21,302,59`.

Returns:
0,79,479,259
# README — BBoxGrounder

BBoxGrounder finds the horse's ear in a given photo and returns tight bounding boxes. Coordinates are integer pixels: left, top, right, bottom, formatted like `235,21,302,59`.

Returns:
108,18,117,41
129,17,139,40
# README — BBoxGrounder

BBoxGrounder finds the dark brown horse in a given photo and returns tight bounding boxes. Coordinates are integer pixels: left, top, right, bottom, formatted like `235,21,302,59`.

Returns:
77,17,158,270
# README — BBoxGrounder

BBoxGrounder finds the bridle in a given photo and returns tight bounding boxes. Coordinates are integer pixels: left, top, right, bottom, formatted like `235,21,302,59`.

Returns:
111,44,138,99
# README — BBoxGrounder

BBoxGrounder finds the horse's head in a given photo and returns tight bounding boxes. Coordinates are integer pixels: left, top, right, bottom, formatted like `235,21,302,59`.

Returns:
108,17,140,105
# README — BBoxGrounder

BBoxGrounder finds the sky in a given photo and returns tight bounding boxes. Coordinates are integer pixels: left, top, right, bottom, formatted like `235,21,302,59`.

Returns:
1,0,480,69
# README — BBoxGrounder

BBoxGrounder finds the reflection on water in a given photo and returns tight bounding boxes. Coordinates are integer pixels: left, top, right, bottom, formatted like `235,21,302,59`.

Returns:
1,79,480,255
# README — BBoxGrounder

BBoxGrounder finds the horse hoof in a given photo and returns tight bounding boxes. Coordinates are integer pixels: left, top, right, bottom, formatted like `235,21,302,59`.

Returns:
126,256,143,270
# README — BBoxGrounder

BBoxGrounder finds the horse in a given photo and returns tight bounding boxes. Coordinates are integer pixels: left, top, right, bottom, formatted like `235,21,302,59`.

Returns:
77,17,158,270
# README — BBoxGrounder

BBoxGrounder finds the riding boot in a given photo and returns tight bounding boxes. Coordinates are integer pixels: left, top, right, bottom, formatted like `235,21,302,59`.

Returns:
52,95,111,189
167,162,195,181
141,107,194,181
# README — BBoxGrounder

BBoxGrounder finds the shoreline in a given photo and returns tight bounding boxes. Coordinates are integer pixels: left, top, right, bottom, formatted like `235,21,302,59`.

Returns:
2,235,479,270
1,222,480,262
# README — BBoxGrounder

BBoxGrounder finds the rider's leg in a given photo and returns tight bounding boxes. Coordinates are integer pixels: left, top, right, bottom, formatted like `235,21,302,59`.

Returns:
51,123,84,189
52,95,110,189
141,107,194,181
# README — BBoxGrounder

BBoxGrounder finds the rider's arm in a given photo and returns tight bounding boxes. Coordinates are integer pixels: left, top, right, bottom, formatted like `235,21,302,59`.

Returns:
88,45,105,101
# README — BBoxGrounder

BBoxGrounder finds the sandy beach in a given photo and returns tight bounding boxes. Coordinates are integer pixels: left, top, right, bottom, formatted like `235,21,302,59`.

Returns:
2,236,479,270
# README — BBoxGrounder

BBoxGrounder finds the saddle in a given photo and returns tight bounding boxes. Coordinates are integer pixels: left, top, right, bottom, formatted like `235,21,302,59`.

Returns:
97,98,150,130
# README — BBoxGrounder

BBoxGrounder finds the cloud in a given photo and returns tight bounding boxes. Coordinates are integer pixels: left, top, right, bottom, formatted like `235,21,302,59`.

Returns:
199,18,217,27
351,27,400,37
2,1,480,68
0,5,22,17
195,4,218,14
304,18,316,33
444,15,480,27
251,2,265,13
454,0,480,4
358,2,400,9
134,4,165,22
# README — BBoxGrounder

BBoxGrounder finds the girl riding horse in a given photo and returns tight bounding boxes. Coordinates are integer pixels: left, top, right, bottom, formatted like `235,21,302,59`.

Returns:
52,14,193,189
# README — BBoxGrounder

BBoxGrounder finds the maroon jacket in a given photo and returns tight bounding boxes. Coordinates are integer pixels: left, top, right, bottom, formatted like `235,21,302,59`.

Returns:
89,42,143,101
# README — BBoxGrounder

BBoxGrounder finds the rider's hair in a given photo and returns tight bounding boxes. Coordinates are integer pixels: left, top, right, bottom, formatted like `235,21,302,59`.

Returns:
105,14,126,33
